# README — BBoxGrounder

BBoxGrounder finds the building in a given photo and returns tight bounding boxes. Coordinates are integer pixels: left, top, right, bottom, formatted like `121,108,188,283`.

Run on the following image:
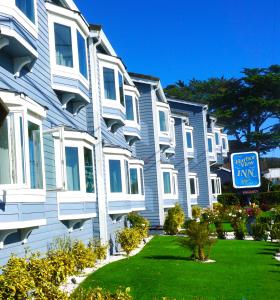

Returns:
263,168,280,185
0,0,229,263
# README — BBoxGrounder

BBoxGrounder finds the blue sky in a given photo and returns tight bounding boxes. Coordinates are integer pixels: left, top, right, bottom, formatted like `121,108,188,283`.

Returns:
76,0,280,87
76,0,280,157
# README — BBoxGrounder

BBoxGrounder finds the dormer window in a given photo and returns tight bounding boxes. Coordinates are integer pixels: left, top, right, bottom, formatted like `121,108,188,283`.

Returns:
103,67,116,100
54,23,73,67
16,0,35,23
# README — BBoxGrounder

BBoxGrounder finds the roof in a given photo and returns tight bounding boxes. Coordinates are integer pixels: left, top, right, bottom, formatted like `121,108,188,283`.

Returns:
128,72,160,83
167,97,207,108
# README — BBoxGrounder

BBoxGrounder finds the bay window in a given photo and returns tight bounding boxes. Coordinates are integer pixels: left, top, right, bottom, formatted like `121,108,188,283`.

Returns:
77,31,88,79
118,72,125,106
0,91,46,201
54,23,73,67
162,167,178,198
207,134,216,160
103,67,116,100
125,95,134,121
215,131,220,147
211,175,222,196
185,126,194,157
128,161,144,196
16,0,35,23
109,160,122,193
52,128,96,201
159,110,168,132
189,173,199,198
208,136,213,153
129,168,139,194
221,134,229,153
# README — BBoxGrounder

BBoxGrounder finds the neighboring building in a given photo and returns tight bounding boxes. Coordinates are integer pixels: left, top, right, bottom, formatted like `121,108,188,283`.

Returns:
0,0,229,263
263,168,280,185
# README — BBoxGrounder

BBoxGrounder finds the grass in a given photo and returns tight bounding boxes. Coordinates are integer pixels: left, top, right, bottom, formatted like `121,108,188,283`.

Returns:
209,222,233,232
75,236,280,300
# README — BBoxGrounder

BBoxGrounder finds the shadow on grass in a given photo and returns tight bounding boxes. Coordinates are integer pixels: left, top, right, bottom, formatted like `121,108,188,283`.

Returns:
144,255,192,261
257,247,280,255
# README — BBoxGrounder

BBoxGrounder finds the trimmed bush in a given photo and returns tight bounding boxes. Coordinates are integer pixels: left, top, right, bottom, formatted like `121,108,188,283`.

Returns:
218,193,240,206
251,191,280,208
71,287,132,300
116,228,142,256
127,211,150,239
192,205,202,219
164,203,185,235
88,239,108,260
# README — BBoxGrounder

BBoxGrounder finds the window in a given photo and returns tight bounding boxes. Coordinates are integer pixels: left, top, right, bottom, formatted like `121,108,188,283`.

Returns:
16,0,35,23
159,111,167,132
186,131,193,149
189,174,199,197
125,95,134,121
211,176,222,196
77,31,87,79
109,160,122,193
172,173,178,195
65,147,80,191
222,138,226,150
130,168,139,194
118,72,125,106
211,178,216,194
140,168,144,195
84,147,94,193
28,121,43,189
163,172,171,194
215,132,220,145
103,67,116,100
0,119,12,184
54,23,73,67
208,137,213,153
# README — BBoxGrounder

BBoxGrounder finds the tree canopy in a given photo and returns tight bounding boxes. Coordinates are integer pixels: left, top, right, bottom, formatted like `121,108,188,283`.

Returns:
165,65,280,154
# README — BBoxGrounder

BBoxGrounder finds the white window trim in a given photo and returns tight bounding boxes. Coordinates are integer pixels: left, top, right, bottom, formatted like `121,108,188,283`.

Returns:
128,160,145,200
161,165,178,199
48,12,89,88
210,174,222,197
124,90,140,129
99,60,125,113
189,173,199,199
207,133,216,160
52,128,97,203
0,1,38,38
157,107,170,137
0,92,46,203
170,118,176,148
214,129,221,150
105,154,130,200
185,126,194,157
221,134,229,154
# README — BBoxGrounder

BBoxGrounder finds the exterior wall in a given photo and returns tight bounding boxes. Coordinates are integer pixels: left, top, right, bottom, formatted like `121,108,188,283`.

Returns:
0,0,96,264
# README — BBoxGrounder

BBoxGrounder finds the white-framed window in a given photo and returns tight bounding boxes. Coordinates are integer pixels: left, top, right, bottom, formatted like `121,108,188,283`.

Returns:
170,118,176,147
185,126,194,156
210,175,222,196
124,93,140,125
158,109,169,133
0,1,38,38
214,130,221,149
189,173,199,198
161,166,178,199
52,128,96,201
0,92,46,202
207,133,216,160
129,161,145,198
47,5,89,87
221,134,229,153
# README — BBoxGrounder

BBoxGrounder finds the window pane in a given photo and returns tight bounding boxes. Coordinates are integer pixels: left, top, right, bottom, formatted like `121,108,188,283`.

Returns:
125,161,130,193
215,132,219,145
119,72,125,106
65,147,80,191
28,122,43,189
19,117,26,184
186,132,192,148
103,68,116,100
54,23,73,67
211,179,216,194
190,178,196,195
163,172,171,194
140,168,144,195
222,138,226,150
84,147,94,193
0,118,11,184
125,95,134,121
208,138,213,152
77,31,87,78
159,111,167,132
173,175,177,195
109,160,122,193
136,100,140,124
130,168,139,194
16,0,35,23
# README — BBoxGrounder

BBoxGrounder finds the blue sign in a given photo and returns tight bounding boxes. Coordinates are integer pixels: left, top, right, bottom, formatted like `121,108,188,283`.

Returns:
231,152,261,189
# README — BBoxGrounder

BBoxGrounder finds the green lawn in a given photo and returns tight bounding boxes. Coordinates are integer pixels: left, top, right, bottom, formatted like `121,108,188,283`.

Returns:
76,236,280,300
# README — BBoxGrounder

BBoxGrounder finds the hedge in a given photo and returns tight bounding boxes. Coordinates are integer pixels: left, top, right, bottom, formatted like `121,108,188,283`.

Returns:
218,191,280,207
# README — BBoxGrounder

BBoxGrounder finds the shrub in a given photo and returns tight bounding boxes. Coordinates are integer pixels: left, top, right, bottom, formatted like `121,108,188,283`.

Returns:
116,228,142,256
0,256,35,300
164,204,185,235
72,287,132,300
127,211,150,239
251,191,280,208
191,205,202,219
217,193,240,206
88,239,108,260
72,240,97,271
251,223,269,241
227,206,247,240
270,222,280,240
179,221,216,261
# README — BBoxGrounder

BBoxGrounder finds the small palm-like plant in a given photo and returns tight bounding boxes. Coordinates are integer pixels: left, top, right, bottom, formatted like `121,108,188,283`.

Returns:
180,222,216,261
